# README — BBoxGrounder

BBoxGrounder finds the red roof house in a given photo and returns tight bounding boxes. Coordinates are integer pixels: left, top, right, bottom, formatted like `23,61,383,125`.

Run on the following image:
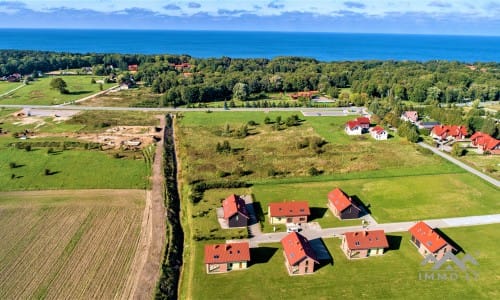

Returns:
345,120,363,135
401,111,419,123
204,242,251,274
356,117,371,129
369,125,388,140
281,232,318,275
268,201,310,225
342,230,389,259
290,90,319,100
327,188,362,220
127,64,138,72
430,125,468,141
222,194,249,228
408,221,454,260
470,132,500,154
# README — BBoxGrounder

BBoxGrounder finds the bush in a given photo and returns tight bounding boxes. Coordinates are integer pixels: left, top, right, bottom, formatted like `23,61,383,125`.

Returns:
25,144,31,152
308,167,321,176
9,162,16,169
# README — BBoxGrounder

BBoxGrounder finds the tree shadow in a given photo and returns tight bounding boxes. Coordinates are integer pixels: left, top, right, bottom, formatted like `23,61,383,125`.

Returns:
309,207,328,222
386,235,403,252
69,90,92,95
434,228,463,254
249,247,278,266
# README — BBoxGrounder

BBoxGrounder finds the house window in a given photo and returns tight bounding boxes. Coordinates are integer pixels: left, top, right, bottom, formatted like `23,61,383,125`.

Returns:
355,241,360,246
235,215,239,221
299,217,306,222
443,247,447,253
287,218,292,223
305,260,309,266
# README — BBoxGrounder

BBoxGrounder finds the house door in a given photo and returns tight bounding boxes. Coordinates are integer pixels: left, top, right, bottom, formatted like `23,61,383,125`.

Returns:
227,263,232,271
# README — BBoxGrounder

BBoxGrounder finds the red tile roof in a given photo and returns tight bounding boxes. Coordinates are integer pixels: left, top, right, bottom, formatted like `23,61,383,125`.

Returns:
281,232,318,266
470,132,500,151
356,117,370,125
346,120,360,130
222,194,249,219
408,221,450,253
344,230,389,250
370,125,385,134
204,242,250,264
402,111,418,122
128,64,138,71
431,125,468,139
268,201,310,217
328,188,356,212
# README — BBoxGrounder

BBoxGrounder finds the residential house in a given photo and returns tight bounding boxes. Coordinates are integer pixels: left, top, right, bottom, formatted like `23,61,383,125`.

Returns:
268,201,310,225
6,73,22,82
341,230,389,259
430,125,468,141
222,194,249,228
327,188,362,219
281,232,319,275
290,90,319,100
345,120,363,135
470,132,500,154
174,62,191,70
401,111,419,123
408,221,455,260
128,64,138,72
356,117,371,132
369,125,388,140
204,242,251,274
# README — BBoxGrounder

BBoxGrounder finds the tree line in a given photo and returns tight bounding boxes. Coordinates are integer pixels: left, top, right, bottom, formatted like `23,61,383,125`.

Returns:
1,50,498,107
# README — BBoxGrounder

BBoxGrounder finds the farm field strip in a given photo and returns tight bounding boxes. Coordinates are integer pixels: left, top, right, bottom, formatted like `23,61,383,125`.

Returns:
0,207,87,299
0,190,145,299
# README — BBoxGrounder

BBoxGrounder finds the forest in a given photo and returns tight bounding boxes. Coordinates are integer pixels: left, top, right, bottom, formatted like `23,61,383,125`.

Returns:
1,50,499,138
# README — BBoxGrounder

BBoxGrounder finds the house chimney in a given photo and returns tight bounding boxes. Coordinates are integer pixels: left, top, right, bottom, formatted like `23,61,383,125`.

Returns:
226,245,231,251
364,231,368,236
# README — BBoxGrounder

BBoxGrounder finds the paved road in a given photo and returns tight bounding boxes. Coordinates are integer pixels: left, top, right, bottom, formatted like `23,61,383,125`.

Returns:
0,103,365,114
418,142,500,187
245,214,500,246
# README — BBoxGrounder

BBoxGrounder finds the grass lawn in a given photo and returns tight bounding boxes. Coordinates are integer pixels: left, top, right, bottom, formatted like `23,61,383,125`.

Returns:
459,151,500,181
183,224,499,300
0,81,23,95
251,173,498,224
191,188,250,241
0,189,144,299
78,86,162,107
0,76,115,105
0,146,150,190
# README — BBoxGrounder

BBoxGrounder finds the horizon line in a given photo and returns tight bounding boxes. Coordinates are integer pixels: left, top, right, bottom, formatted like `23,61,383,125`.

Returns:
0,27,499,38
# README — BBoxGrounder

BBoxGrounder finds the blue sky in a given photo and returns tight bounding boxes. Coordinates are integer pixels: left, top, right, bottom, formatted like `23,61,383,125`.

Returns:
0,0,499,35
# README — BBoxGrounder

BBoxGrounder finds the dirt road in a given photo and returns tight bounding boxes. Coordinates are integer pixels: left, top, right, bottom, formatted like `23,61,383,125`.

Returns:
123,116,166,300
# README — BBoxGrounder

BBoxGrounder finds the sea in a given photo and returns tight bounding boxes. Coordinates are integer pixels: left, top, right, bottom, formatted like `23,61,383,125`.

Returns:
0,29,499,62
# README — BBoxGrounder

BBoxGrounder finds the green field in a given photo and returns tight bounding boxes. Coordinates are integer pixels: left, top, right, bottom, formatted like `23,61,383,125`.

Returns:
459,151,500,180
0,76,115,105
0,81,23,95
183,224,498,300
0,146,150,191
0,190,144,299
251,173,499,224
78,85,162,107
178,111,499,300
176,112,462,184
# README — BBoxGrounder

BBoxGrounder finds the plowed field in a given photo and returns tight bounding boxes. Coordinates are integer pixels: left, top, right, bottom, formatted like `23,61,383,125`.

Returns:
0,189,145,299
